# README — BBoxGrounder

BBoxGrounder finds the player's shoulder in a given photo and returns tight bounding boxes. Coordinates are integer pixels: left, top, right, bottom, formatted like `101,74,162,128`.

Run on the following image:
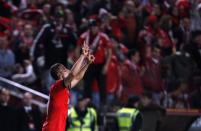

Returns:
53,80,63,86
50,80,62,90
51,80,71,91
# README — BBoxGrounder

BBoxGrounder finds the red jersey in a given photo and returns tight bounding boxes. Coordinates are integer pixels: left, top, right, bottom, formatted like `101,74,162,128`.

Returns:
42,80,70,131
121,60,144,103
142,57,164,92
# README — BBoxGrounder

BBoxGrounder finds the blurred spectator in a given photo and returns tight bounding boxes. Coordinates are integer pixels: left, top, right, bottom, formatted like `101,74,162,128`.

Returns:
17,92,42,131
0,34,15,78
14,43,30,64
98,8,124,42
176,0,190,18
0,88,17,131
141,46,163,105
98,8,112,36
64,8,77,32
91,40,126,108
105,55,121,105
12,59,36,85
140,91,165,131
138,15,158,55
119,0,138,49
20,24,34,47
140,91,159,109
121,49,144,103
170,82,190,108
77,19,112,105
42,4,51,23
91,56,121,108
31,8,77,90
173,17,191,50
11,20,24,44
157,15,174,56
163,46,196,92
184,30,201,69
11,22,32,63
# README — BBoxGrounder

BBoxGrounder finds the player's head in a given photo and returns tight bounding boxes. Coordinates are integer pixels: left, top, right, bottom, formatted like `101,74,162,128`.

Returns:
50,63,70,80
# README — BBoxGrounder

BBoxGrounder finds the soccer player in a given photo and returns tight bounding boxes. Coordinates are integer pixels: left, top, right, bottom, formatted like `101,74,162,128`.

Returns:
42,43,95,131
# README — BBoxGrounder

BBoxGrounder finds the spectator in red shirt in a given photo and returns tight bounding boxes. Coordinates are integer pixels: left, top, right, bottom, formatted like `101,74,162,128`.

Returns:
138,15,158,57
90,56,121,108
141,46,164,105
106,55,121,105
76,19,112,105
121,49,144,104
175,0,190,18
119,0,138,49
157,15,174,56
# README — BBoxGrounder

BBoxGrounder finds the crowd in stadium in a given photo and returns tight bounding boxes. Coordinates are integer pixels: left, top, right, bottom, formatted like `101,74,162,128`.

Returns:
0,0,201,115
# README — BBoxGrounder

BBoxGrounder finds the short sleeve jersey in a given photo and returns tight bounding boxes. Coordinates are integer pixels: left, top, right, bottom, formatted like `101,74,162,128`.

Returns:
42,80,70,131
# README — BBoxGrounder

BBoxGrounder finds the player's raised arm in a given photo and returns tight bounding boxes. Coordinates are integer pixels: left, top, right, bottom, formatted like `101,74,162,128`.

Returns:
70,42,89,75
63,42,94,88
70,54,95,88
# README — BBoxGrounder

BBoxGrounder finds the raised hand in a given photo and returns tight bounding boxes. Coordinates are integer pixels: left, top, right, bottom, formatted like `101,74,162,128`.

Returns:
82,41,90,56
88,54,95,63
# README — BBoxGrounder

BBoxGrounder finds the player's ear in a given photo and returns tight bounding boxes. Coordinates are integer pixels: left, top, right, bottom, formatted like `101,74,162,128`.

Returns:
57,72,63,79
66,69,70,74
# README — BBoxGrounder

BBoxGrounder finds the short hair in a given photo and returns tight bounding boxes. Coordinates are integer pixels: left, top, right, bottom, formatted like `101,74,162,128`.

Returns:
50,63,66,80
